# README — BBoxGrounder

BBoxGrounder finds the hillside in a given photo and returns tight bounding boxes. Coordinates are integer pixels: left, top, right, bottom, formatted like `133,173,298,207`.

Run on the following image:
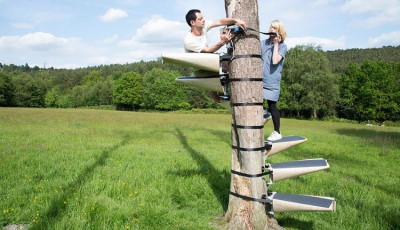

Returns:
325,45,400,73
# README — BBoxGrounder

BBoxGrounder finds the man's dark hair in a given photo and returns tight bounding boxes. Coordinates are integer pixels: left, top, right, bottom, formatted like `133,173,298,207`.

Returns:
185,9,201,27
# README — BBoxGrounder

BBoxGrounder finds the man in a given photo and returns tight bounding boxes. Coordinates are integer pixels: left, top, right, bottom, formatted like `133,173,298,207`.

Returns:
184,9,246,102
184,9,246,53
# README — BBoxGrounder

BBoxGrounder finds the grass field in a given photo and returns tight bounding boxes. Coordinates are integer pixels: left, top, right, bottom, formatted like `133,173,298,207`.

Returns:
1,108,399,230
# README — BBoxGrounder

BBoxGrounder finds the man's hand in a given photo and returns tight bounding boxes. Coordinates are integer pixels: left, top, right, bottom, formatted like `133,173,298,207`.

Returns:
235,19,247,30
220,29,233,44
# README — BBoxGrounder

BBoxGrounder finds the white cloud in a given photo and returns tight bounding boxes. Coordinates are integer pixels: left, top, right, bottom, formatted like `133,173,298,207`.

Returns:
368,30,400,47
100,8,128,23
0,32,105,68
309,0,338,7
99,35,119,44
286,36,347,50
11,22,34,29
342,0,390,14
120,15,186,50
341,0,400,27
0,32,73,53
174,0,225,19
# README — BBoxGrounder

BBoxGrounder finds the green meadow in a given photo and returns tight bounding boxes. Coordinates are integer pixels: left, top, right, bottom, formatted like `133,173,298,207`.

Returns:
1,108,399,230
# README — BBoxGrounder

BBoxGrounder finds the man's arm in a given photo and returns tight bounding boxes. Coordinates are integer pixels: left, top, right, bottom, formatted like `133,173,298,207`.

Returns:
201,18,246,53
210,18,247,30
201,29,232,53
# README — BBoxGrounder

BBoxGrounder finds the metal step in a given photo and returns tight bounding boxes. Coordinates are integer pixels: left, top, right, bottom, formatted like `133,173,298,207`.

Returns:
161,52,220,72
267,158,330,183
176,76,224,93
266,136,307,156
269,192,336,213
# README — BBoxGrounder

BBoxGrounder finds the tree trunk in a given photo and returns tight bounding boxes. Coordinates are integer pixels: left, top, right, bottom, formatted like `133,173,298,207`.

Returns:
223,1,281,229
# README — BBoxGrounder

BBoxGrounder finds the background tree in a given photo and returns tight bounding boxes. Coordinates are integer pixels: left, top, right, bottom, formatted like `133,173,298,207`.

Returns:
1,46,399,123
11,73,46,107
326,46,400,73
82,70,104,86
0,72,15,106
45,87,61,108
282,45,339,118
142,68,188,111
98,76,114,106
339,60,400,122
113,71,143,110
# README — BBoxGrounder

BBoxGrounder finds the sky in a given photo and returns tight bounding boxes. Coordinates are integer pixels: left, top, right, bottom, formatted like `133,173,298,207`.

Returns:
0,0,399,69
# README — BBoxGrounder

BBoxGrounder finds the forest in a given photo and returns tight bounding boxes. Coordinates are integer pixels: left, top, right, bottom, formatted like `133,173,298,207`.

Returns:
0,45,399,124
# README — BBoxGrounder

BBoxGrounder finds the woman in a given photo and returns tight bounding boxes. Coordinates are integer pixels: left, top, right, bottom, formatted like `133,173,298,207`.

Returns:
261,20,287,141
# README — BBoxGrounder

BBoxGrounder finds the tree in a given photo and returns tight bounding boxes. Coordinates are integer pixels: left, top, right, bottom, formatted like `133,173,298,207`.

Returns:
113,71,143,110
282,45,339,118
11,73,46,107
45,88,60,108
224,1,280,229
0,72,15,106
142,68,188,111
82,70,104,86
339,60,400,122
98,76,114,106
70,85,89,107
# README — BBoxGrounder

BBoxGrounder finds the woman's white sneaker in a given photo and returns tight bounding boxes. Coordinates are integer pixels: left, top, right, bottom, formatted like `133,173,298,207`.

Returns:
267,131,282,141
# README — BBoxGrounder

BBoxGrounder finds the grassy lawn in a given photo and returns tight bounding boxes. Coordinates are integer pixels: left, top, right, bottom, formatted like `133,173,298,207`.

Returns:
1,108,399,229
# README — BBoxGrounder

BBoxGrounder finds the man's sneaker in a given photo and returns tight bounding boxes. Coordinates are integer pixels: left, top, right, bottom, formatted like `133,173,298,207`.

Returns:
267,131,282,141
263,111,272,125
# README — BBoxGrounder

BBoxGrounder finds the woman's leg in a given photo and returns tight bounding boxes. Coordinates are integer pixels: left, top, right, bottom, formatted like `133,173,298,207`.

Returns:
267,100,280,133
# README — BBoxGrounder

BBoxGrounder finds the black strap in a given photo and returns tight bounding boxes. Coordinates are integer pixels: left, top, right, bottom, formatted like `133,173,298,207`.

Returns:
231,169,270,178
231,102,264,107
228,78,263,82
230,191,271,203
247,27,277,36
232,123,264,129
232,145,268,151
231,54,261,60
220,54,261,61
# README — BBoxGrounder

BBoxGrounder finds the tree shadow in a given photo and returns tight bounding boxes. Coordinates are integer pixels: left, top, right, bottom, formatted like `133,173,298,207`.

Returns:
336,128,400,148
205,128,231,146
30,134,131,229
172,128,230,210
276,217,314,230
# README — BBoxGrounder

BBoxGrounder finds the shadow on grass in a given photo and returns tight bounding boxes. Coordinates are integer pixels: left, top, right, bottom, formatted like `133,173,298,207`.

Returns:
173,128,230,210
30,134,131,230
336,128,400,148
276,217,314,230
205,128,231,146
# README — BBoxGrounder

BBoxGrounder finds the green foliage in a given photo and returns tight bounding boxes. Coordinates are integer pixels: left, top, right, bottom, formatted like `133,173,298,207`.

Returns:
58,94,74,108
82,71,104,86
1,46,399,122
45,88,60,108
0,72,15,106
185,87,221,109
11,73,46,107
113,72,143,110
326,45,400,73
142,68,188,111
339,60,400,122
281,45,339,118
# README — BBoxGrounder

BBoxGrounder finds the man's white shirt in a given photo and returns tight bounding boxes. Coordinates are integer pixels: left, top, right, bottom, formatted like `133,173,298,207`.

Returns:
184,21,212,53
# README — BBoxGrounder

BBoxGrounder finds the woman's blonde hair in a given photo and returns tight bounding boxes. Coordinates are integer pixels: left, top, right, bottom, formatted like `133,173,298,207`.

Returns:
270,20,287,42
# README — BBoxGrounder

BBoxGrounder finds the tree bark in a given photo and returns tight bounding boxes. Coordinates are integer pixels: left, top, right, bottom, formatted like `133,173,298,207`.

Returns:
223,1,282,229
